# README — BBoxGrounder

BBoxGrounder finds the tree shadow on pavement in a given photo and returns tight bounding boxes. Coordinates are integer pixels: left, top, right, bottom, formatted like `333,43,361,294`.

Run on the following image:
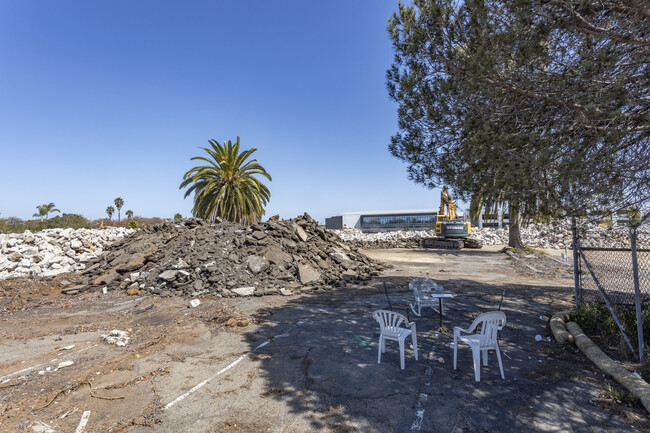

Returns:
241,277,649,432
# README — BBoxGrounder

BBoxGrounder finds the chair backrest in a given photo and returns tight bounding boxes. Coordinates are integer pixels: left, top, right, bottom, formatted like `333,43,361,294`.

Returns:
470,311,506,349
374,310,408,337
409,277,440,292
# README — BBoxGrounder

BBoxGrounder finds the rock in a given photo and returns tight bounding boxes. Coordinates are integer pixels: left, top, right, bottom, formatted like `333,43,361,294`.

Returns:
225,318,237,327
330,247,350,264
9,252,22,262
159,270,178,281
263,246,292,265
246,255,269,274
232,286,255,297
127,287,140,295
237,319,250,327
298,263,320,284
280,288,292,296
294,224,308,242
189,299,201,308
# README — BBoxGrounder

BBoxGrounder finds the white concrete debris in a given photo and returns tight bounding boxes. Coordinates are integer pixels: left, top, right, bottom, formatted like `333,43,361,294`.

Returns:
101,330,130,347
57,360,74,369
0,227,134,280
335,219,649,249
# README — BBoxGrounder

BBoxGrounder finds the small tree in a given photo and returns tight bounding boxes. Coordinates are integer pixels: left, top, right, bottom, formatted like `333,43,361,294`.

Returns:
33,203,60,220
174,213,182,221
114,197,124,222
125,210,134,220
106,206,115,221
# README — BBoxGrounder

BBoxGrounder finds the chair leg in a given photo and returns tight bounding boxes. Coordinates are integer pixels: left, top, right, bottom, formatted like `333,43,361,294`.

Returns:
378,336,382,364
441,299,445,316
453,336,458,370
496,346,505,379
482,349,488,366
411,331,418,361
399,339,405,370
410,303,421,317
472,347,481,382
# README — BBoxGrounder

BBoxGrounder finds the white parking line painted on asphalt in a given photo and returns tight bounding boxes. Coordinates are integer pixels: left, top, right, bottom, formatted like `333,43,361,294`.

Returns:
411,350,435,432
164,313,319,411
74,411,91,433
0,344,98,382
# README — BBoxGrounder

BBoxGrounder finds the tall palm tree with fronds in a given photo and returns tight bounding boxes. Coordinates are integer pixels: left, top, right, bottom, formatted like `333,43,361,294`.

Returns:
125,210,134,220
179,137,272,224
33,203,60,220
106,206,115,221
114,197,124,222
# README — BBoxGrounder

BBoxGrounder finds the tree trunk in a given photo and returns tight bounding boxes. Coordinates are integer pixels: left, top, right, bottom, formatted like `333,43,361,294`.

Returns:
508,202,524,248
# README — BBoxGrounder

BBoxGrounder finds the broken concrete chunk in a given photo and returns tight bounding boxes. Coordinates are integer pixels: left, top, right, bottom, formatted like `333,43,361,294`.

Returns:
293,224,308,242
246,255,269,274
189,299,201,308
101,330,131,346
159,270,178,281
298,263,320,284
232,286,255,297
57,360,74,369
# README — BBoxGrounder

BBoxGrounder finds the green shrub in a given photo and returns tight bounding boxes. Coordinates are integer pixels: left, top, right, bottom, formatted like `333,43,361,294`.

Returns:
574,302,650,348
174,213,182,221
0,214,90,234
128,220,138,229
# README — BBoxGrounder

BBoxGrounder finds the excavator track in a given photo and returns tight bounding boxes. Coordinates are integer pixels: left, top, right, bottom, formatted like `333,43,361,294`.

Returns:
421,237,482,249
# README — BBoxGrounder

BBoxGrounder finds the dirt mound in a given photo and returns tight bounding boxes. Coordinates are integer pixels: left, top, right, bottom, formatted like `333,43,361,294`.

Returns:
72,214,382,298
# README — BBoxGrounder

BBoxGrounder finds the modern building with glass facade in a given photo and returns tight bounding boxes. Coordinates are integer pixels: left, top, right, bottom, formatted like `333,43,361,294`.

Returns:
325,209,440,232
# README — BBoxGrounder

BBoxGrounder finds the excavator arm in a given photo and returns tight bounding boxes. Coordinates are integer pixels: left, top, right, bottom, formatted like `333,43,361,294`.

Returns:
440,186,457,220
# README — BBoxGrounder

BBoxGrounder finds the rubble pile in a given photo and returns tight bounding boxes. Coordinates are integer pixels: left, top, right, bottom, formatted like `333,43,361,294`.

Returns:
73,214,381,298
0,227,134,280
336,219,649,250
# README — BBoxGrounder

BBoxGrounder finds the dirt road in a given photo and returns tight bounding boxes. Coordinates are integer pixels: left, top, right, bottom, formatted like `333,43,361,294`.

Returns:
0,247,646,432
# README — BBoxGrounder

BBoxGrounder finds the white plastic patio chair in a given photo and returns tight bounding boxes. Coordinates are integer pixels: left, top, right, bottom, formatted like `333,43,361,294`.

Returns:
453,311,506,382
373,309,418,370
409,277,444,317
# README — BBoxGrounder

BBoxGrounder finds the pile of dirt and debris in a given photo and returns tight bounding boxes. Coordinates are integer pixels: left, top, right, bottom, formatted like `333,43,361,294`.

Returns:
69,214,381,298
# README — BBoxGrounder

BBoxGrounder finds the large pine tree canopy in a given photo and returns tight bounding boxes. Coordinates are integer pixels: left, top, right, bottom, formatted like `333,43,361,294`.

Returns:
387,0,650,233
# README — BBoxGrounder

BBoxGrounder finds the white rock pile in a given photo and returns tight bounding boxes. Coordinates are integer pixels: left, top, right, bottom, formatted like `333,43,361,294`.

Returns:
0,227,134,280
336,219,649,249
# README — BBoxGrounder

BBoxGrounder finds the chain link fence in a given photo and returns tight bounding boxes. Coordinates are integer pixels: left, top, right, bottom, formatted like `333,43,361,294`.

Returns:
578,248,650,306
574,223,649,360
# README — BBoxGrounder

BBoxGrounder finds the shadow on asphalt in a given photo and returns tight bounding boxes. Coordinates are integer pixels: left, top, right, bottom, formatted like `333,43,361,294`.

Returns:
241,277,647,432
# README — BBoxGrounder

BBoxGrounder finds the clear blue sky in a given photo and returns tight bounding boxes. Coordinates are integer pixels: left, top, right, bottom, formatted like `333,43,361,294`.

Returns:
0,0,445,223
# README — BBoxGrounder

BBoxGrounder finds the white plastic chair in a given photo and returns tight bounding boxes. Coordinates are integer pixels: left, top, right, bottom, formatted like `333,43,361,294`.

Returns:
409,277,444,317
453,311,506,382
373,310,418,370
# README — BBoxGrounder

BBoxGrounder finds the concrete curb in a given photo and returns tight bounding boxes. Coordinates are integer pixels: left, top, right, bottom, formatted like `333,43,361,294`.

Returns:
550,311,574,345
551,311,650,413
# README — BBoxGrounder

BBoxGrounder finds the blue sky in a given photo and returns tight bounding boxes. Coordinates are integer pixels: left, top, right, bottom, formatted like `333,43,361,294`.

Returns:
0,0,443,223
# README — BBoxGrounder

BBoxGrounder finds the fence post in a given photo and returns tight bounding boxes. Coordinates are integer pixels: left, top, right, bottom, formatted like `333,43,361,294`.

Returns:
630,227,644,362
572,216,580,309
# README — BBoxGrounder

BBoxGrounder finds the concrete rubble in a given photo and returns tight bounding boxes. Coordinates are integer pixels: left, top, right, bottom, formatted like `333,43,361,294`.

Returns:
0,227,133,280
337,219,649,250
67,214,381,297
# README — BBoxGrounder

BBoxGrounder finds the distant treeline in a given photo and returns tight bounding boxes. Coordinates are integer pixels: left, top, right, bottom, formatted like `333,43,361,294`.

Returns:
0,214,166,234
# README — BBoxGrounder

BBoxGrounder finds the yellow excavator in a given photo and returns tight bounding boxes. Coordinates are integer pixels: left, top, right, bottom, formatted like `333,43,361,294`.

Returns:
423,186,483,249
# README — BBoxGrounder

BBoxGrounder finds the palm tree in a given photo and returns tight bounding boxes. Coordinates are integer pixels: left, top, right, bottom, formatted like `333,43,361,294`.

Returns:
126,210,134,220
114,197,124,222
179,137,272,225
33,203,60,220
106,206,115,221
